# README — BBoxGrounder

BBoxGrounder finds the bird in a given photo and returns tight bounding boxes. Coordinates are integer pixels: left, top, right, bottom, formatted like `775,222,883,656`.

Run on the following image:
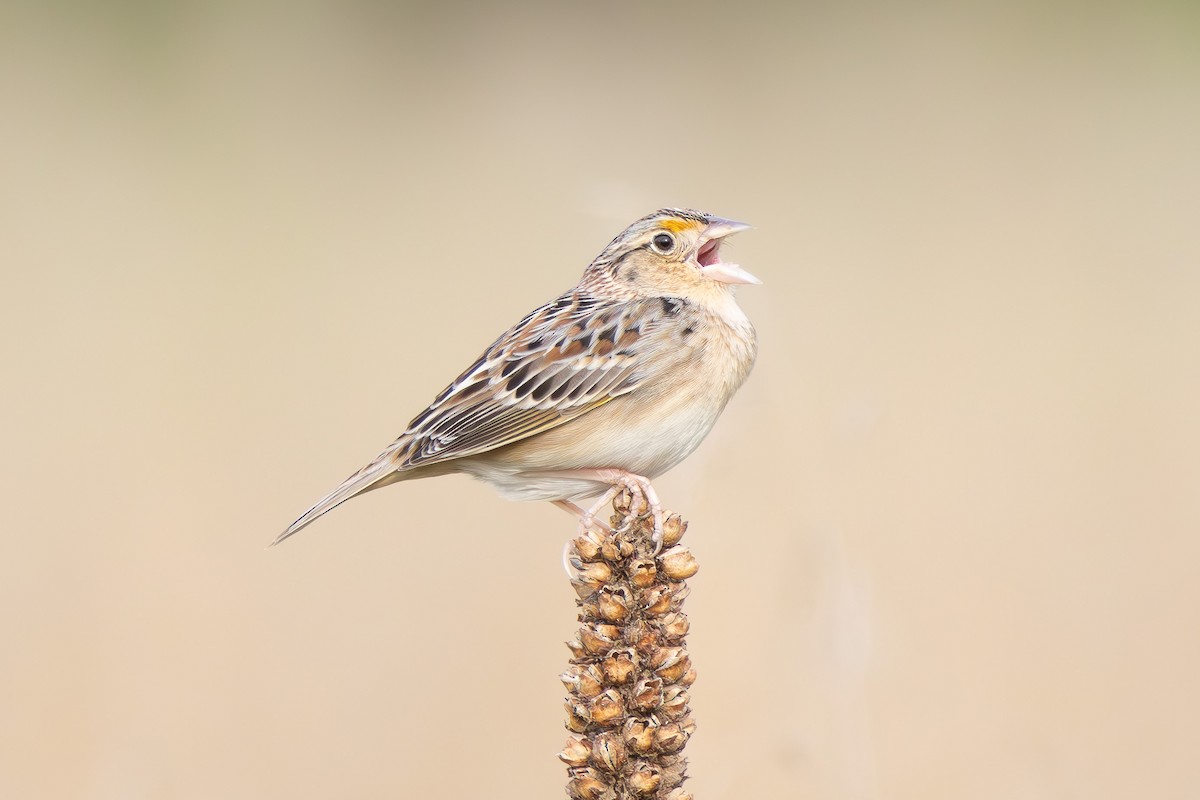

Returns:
275,208,759,548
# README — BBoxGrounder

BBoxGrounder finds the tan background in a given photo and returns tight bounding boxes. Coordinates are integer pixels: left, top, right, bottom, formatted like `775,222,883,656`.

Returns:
3,1,1198,798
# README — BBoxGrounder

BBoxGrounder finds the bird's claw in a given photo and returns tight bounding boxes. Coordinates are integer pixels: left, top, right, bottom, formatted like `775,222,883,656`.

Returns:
602,476,664,554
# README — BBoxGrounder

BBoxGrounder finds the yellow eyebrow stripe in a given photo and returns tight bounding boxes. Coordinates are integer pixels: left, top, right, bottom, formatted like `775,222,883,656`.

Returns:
657,218,698,234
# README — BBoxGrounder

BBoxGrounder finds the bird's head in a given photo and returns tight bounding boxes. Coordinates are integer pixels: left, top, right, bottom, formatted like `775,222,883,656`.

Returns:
582,208,759,299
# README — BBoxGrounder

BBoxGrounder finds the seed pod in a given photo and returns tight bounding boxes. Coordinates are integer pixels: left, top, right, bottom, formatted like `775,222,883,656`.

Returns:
566,768,609,800
596,587,630,622
661,612,690,641
628,557,657,588
559,736,591,766
561,664,605,698
660,685,689,719
640,586,672,617
589,690,625,727
657,753,688,788
600,535,633,562
575,559,613,587
590,731,627,773
659,545,699,580
627,764,661,796
656,656,691,683
601,651,636,685
565,637,587,660
579,624,619,655
661,514,686,547
623,719,655,755
573,535,603,562
626,619,659,654
653,722,688,754
565,701,590,733
631,676,664,712
668,583,691,608
649,646,683,671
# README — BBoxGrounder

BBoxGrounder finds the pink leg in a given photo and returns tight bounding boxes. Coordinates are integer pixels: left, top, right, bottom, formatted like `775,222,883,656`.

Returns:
551,499,614,533
541,469,665,551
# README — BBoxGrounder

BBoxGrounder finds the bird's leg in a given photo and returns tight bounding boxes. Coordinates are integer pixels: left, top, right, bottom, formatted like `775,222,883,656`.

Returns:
540,469,665,552
552,498,614,535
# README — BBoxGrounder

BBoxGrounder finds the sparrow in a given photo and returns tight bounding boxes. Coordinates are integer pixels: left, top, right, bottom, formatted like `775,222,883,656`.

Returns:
275,208,759,547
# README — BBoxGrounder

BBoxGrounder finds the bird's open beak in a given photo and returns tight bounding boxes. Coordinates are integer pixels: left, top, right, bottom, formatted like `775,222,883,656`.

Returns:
696,217,761,285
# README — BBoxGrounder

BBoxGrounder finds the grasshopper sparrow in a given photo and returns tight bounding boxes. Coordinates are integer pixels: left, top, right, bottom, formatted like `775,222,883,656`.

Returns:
276,208,759,546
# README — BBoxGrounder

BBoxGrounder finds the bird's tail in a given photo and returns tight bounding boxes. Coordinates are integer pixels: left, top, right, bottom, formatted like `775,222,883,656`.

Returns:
272,453,405,546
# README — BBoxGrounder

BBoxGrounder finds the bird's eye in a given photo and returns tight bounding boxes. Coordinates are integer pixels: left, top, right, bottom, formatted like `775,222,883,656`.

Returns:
652,233,675,252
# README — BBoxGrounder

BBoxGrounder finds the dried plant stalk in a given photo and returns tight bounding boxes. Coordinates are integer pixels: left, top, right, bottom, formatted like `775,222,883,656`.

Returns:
559,489,700,800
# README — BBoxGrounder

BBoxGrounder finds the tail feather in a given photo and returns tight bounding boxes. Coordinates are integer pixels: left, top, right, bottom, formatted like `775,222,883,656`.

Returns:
273,455,403,546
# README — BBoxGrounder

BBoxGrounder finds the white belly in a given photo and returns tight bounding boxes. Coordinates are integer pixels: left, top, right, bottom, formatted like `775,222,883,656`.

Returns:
458,389,727,502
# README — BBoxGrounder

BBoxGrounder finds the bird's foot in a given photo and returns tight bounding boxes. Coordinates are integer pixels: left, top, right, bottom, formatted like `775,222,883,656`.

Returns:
587,471,664,554
547,469,665,554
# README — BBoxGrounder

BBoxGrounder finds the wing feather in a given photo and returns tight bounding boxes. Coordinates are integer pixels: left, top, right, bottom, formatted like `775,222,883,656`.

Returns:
392,291,677,470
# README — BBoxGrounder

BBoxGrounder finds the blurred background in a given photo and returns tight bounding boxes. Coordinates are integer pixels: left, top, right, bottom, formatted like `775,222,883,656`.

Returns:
2,1,1198,797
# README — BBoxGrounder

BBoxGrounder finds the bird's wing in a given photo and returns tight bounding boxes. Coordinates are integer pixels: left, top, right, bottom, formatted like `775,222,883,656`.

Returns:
273,292,688,545
392,292,684,469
